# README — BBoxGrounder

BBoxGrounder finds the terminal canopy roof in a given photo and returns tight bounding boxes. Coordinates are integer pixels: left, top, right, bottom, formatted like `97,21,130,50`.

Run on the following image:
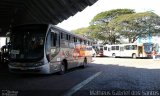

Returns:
0,0,98,36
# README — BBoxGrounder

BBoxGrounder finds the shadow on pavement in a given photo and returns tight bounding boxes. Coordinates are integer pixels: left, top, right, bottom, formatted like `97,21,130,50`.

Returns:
0,62,160,96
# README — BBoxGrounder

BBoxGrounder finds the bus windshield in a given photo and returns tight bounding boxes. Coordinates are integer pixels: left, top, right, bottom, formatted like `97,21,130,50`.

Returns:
10,25,48,62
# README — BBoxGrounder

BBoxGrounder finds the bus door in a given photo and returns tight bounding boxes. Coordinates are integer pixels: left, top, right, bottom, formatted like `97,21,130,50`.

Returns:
47,28,60,71
120,46,124,57
123,45,130,57
103,46,107,56
138,46,143,57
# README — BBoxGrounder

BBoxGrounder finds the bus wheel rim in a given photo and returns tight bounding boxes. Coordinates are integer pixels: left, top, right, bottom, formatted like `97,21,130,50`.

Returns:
61,65,65,72
83,59,87,66
133,54,136,58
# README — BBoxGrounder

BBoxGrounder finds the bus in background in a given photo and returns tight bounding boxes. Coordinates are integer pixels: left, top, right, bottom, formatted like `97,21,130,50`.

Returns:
0,37,6,49
154,43,160,58
8,24,92,74
92,44,104,57
0,37,6,63
0,37,10,63
91,46,96,57
103,43,153,58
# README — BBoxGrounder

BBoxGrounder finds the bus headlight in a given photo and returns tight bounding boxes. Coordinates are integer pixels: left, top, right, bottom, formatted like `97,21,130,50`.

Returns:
34,62,43,67
9,63,15,66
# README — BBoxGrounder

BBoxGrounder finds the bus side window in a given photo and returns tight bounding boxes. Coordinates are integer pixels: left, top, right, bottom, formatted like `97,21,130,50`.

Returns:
68,35,70,41
104,47,107,50
84,40,86,45
61,32,63,39
132,45,137,50
66,34,70,40
88,41,90,45
77,39,80,43
51,32,59,47
74,37,77,42
125,45,130,50
129,45,132,50
66,34,68,40
80,39,82,44
116,46,119,50
111,46,115,50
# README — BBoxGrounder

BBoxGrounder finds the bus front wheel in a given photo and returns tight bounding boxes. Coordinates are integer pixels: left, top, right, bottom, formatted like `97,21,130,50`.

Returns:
59,62,66,75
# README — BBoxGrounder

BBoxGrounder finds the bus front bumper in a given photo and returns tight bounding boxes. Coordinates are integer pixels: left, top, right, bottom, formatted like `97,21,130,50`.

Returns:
8,64,50,74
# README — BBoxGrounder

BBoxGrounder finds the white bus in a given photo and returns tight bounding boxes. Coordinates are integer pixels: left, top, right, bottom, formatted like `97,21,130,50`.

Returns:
92,44,104,57
103,43,153,58
8,24,92,74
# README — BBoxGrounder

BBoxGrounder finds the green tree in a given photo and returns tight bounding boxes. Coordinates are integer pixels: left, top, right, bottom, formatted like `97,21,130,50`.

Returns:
89,9,135,44
108,11,160,43
71,27,92,38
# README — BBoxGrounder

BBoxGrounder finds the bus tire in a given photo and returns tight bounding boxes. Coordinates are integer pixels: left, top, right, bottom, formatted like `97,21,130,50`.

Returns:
59,61,67,75
81,58,87,68
112,53,116,58
132,54,137,59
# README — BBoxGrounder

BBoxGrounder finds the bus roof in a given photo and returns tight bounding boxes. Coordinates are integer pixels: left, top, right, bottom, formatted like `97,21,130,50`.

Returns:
13,24,92,42
50,24,91,42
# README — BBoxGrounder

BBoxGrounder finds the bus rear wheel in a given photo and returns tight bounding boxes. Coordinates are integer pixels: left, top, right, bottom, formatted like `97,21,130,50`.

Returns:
112,53,116,58
132,54,137,59
81,58,87,68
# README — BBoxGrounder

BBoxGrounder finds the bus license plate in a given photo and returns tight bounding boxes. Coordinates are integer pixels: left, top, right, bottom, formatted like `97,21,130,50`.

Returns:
20,67,27,70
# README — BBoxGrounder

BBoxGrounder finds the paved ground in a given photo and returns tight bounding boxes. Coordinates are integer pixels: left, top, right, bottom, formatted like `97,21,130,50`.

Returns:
93,57,160,69
0,57,160,96
74,57,160,96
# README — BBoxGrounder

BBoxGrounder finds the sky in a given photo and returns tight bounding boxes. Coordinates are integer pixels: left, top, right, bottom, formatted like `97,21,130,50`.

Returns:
0,37,6,48
57,0,160,31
